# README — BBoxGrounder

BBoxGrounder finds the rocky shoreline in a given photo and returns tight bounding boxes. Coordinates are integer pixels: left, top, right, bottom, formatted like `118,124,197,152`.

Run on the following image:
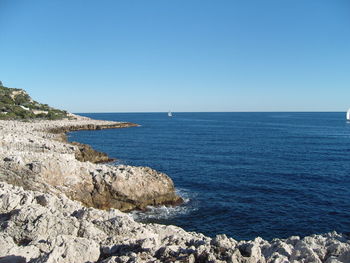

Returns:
0,115,349,262
1,182,349,263
0,115,182,211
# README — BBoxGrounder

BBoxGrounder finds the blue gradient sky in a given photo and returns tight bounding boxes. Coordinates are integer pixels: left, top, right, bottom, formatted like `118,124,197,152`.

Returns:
1,0,349,112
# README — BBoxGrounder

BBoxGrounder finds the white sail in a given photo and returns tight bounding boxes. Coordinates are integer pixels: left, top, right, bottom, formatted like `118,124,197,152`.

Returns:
168,110,172,117
347,109,350,120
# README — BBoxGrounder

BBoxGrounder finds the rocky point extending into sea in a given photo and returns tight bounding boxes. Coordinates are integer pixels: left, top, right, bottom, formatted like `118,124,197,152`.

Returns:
0,115,183,212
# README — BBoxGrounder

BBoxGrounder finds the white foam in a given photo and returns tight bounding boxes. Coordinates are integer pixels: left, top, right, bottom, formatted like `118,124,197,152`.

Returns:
110,159,127,166
130,188,197,221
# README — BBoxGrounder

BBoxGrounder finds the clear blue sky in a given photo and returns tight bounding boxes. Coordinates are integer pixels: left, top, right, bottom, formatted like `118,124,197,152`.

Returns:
1,0,349,112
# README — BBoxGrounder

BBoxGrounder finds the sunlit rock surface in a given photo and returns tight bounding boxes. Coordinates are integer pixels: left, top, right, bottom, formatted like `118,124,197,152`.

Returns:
0,182,349,262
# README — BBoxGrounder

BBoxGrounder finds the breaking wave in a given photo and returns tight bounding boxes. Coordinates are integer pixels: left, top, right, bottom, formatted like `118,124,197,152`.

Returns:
130,188,197,221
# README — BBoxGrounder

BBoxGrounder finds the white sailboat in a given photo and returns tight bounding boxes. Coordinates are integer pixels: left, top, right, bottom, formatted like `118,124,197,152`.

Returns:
168,110,173,117
347,108,350,121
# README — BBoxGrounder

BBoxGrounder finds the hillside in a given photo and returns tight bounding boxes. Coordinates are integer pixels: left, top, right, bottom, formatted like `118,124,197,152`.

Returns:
0,81,69,120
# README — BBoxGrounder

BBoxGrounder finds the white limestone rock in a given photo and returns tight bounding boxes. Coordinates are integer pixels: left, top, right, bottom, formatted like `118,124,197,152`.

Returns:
0,182,350,262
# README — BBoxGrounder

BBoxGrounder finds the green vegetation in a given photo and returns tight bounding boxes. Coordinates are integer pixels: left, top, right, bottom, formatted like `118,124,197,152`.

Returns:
0,82,69,120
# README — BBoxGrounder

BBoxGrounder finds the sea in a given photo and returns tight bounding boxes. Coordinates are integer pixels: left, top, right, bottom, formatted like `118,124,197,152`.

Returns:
69,112,350,240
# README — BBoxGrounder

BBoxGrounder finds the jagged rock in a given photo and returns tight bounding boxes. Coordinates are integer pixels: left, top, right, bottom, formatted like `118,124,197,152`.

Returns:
33,235,100,263
0,182,350,262
71,141,114,163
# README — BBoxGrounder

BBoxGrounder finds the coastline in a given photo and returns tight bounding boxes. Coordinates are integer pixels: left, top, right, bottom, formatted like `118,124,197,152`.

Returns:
58,120,140,164
1,182,349,263
0,115,349,262
0,115,182,211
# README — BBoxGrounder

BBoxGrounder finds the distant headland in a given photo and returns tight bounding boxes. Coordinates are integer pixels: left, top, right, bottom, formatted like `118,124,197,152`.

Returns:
0,81,69,120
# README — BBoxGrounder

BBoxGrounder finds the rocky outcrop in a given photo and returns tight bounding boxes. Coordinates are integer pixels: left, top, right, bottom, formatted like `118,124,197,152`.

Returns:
0,182,349,263
54,120,139,164
71,141,115,163
0,117,182,211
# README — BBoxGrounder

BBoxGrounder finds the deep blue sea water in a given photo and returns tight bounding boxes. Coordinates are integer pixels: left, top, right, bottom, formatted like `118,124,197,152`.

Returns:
69,112,350,240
